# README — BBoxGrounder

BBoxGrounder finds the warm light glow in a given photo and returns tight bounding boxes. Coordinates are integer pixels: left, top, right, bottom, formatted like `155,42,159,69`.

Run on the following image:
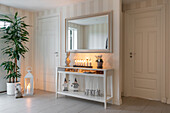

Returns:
83,60,86,66
75,60,77,65
27,83,31,94
75,58,92,66
27,83,30,88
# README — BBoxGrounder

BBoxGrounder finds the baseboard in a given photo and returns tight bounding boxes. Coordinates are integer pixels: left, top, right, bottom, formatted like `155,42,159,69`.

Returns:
121,92,124,97
113,97,122,105
167,98,170,104
161,97,167,103
0,91,7,93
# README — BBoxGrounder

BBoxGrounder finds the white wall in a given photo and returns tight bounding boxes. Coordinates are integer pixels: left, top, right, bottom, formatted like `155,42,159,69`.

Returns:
36,0,122,105
123,0,166,11
68,23,108,50
62,0,122,105
0,4,34,88
83,23,108,49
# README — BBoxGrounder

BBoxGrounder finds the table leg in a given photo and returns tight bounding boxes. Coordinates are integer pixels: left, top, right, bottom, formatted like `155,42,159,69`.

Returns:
56,72,59,98
104,71,107,109
111,74,113,104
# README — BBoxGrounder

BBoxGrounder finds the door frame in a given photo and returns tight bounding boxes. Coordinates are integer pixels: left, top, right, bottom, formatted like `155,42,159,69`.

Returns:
124,6,166,103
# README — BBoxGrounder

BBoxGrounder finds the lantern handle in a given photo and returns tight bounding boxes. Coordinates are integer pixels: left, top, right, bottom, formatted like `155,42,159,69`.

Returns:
26,66,32,72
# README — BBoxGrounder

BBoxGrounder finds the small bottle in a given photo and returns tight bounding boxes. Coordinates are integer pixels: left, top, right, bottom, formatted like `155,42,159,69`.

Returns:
75,59,77,65
83,60,86,66
78,59,81,66
86,59,88,66
81,59,83,66
89,58,92,66
77,59,79,66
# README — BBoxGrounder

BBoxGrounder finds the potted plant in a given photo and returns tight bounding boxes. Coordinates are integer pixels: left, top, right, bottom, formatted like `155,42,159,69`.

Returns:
0,12,29,95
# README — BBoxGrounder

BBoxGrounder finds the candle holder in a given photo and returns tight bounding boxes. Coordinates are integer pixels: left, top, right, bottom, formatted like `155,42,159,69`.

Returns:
74,58,93,68
65,52,71,67
24,67,34,96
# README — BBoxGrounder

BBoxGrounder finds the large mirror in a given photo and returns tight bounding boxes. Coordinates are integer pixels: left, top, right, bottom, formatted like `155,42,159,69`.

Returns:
65,11,113,53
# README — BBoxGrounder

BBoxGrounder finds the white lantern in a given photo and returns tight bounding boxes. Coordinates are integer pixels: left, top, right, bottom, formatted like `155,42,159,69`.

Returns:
24,67,34,96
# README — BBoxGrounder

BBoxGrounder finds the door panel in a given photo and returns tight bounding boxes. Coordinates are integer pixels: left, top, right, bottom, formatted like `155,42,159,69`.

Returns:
36,16,60,92
148,31,157,74
134,32,143,73
125,9,162,100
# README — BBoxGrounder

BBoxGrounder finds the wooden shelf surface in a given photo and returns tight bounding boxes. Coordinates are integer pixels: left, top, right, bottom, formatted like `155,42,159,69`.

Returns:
57,91,112,103
58,71,104,77
58,66,114,71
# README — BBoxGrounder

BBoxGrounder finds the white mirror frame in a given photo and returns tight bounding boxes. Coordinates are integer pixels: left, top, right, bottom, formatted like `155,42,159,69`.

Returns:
65,11,113,53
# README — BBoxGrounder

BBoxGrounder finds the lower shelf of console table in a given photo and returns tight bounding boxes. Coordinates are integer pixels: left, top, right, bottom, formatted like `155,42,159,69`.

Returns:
57,91,113,103
56,66,114,109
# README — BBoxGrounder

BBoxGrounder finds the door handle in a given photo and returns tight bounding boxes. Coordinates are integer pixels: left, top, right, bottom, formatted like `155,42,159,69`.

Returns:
130,52,132,58
129,52,136,58
54,52,59,57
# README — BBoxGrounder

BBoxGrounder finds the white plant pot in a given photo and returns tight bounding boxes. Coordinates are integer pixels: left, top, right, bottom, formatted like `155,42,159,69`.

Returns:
7,82,17,95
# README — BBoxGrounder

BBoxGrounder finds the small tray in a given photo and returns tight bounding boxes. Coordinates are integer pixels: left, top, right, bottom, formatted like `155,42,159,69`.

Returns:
73,65,93,68
83,72,95,74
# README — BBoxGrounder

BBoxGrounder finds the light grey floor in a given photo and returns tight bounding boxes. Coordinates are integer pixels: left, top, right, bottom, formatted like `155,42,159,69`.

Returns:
0,90,170,113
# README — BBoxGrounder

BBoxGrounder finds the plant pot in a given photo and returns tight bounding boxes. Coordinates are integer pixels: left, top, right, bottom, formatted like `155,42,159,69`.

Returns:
7,82,18,95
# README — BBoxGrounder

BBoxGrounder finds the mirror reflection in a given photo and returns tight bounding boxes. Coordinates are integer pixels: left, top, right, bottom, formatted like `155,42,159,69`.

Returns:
66,11,112,53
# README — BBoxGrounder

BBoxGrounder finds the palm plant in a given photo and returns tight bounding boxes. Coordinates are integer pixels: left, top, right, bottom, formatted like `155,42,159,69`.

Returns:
0,12,29,83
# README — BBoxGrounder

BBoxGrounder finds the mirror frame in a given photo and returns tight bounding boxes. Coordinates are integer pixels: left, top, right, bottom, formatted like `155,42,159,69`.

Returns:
65,10,113,53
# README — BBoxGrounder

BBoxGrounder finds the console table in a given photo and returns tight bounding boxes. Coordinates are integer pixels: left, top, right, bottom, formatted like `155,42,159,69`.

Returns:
56,66,114,109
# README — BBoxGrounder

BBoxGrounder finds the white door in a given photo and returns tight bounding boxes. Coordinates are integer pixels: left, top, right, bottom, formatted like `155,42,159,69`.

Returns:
0,40,7,92
36,16,60,92
125,9,164,100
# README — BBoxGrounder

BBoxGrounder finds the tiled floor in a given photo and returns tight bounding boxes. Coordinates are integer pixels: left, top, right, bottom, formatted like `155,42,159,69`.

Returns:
0,90,170,113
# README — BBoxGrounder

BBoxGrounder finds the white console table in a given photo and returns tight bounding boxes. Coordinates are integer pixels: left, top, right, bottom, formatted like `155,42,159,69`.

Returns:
56,66,114,109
